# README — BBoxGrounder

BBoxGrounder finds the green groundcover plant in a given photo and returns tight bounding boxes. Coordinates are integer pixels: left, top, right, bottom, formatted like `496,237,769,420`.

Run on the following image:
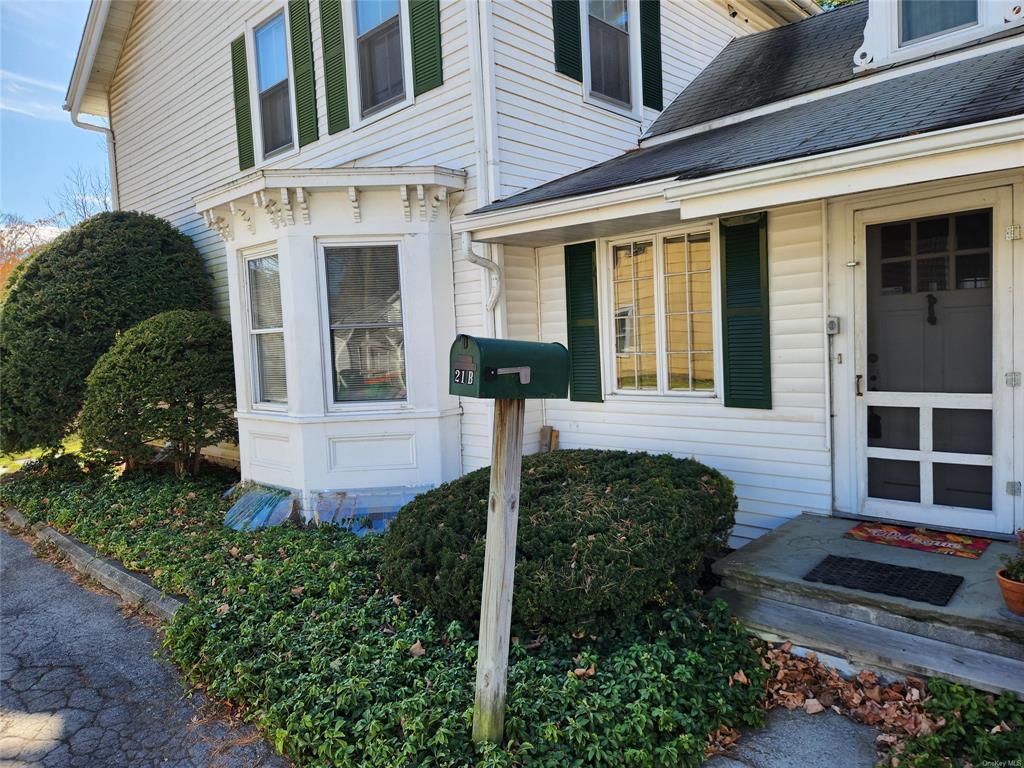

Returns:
383,449,737,635
1,467,765,768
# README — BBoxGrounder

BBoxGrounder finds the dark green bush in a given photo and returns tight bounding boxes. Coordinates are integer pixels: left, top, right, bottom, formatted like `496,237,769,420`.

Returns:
0,211,212,453
0,469,767,768
80,310,236,474
381,449,737,634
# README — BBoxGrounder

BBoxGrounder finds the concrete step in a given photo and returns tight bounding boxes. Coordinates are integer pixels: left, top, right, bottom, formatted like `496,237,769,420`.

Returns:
713,586,1024,698
718,573,1024,660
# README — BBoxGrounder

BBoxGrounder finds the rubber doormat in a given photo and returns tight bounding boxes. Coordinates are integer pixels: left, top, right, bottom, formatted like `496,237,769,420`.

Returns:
845,522,991,559
803,555,964,606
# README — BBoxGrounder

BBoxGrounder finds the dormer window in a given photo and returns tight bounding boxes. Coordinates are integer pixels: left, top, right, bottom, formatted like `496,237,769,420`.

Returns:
855,0,1022,70
899,0,977,46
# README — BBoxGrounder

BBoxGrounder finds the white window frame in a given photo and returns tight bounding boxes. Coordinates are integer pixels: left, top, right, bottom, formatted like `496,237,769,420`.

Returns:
246,5,300,166
315,236,412,414
241,244,288,412
341,0,416,131
854,0,1023,71
579,0,643,120
597,220,723,400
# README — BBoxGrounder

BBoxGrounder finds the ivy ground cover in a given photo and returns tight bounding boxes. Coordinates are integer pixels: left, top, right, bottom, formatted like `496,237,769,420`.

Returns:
1,469,768,767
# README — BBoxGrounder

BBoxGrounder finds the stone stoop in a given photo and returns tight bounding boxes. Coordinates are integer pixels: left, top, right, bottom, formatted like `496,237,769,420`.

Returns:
710,514,1024,698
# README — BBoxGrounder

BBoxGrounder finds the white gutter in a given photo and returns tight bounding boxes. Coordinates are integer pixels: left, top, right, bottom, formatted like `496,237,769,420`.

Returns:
460,233,502,312
64,0,120,209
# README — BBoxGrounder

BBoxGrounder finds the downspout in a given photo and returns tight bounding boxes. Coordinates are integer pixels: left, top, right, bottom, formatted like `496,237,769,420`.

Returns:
461,232,502,314
65,0,120,209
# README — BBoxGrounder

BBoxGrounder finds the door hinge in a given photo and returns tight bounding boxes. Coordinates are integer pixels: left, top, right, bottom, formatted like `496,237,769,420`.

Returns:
1007,371,1022,387
1008,481,1023,497
1006,224,1022,241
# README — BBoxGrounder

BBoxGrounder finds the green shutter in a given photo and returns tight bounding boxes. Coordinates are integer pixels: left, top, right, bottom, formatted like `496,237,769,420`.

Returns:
410,0,443,96
289,0,319,147
640,0,662,110
720,213,771,409
319,0,349,134
564,241,603,402
231,36,255,171
552,0,582,82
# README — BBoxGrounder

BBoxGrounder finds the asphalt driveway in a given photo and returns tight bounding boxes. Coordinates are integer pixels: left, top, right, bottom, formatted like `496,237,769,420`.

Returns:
0,530,288,767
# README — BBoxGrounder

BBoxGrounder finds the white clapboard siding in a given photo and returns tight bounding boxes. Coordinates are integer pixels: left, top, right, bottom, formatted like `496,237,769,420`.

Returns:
529,202,830,547
489,0,766,199
110,0,479,315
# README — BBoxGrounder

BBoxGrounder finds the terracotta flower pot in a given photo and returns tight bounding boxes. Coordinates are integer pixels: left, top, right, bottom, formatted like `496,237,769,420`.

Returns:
997,569,1024,616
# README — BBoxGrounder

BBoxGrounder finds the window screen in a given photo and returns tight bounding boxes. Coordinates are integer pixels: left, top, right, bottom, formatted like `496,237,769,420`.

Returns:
900,0,977,44
324,245,406,402
254,13,293,155
588,0,630,106
247,255,287,404
356,0,405,114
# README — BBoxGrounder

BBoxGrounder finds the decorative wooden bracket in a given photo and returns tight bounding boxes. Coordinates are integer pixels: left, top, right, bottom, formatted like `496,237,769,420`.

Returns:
255,191,282,228
201,209,233,242
279,187,295,226
430,186,447,222
229,201,254,234
295,187,310,224
348,186,361,223
400,185,411,222
416,184,427,222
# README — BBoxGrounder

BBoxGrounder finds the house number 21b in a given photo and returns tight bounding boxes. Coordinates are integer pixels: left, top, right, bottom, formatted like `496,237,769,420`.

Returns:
454,368,475,385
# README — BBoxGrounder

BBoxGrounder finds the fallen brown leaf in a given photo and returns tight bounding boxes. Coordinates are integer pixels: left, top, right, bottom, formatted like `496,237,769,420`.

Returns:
409,639,426,657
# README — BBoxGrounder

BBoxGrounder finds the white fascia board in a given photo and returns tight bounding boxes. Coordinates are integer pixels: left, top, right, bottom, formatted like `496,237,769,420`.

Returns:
194,166,467,212
64,0,108,118
641,32,1024,148
453,179,673,238
665,116,1024,219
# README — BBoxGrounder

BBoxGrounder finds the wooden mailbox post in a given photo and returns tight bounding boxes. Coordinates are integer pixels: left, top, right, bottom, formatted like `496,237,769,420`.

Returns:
449,334,569,744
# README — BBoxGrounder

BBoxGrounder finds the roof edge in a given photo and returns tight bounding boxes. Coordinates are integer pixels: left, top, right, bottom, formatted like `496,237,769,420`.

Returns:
64,0,108,118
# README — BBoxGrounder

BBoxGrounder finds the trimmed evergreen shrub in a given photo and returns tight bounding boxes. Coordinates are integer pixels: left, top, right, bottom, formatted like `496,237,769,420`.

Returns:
0,211,212,453
80,310,236,474
381,449,737,634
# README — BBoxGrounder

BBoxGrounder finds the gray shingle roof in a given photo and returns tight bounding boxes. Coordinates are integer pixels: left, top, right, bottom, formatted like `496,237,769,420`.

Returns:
646,1,867,139
472,46,1024,215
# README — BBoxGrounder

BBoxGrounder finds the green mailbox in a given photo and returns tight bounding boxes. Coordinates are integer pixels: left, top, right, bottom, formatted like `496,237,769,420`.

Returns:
449,334,569,399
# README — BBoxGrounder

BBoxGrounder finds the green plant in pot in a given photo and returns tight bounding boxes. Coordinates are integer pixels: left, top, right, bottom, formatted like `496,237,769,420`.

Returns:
997,529,1024,616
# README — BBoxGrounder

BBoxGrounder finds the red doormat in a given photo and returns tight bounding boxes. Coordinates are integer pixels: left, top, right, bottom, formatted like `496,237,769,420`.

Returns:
845,522,991,559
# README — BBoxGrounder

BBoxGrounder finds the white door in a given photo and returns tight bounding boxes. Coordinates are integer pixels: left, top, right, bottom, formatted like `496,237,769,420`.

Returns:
853,188,1015,534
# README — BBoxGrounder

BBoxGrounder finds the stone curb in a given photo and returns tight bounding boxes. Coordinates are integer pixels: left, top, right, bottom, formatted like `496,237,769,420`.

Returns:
2,506,185,622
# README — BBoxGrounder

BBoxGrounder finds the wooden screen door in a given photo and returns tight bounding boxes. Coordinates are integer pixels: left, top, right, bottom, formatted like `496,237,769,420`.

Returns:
853,188,1015,534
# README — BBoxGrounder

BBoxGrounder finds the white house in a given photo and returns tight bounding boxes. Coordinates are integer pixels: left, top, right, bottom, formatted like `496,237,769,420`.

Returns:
65,0,1023,546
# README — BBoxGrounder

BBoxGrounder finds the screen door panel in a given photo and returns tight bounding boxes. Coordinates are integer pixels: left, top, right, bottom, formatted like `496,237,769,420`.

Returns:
859,202,1010,531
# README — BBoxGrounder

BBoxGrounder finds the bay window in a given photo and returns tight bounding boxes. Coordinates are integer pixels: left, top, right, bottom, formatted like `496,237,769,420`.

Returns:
611,231,716,394
587,0,631,107
254,12,293,156
323,244,406,403
356,0,405,115
246,254,288,405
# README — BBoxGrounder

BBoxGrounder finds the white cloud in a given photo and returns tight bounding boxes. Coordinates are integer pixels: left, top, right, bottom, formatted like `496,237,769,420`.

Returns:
1,69,66,122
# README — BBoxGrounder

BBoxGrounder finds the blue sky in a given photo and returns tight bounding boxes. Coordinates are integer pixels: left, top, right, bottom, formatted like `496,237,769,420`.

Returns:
2,0,107,221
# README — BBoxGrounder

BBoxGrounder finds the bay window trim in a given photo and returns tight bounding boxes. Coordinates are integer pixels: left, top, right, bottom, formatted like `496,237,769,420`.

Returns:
241,245,289,412
340,0,415,131
579,0,643,120
315,236,412,414
246,5,300,165
598,220,723,400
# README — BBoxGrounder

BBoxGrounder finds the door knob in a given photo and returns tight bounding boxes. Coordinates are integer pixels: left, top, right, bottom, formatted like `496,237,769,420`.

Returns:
855,374,863,397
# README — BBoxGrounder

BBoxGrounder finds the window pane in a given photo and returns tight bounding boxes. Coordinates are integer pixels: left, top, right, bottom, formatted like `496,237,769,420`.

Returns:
356,0,400,35
662,233,713,393
255,14,288,91
880,222,911,259
358,15,404,113
916,217,949,253
916,256,948,292
331,327,406,402
868,458,920,503
248,256,283,329
637,353,657,390
615,354,635,390
260,80,293,155
691,313,713,352
324,245,406,403
933,409,991,455
254,332,287,403
867,406,918,450
933,463,991,510
956,253,990,289
667,353,689,391
691,353,714,390
666,314,688,354
589,0,627,31
956,210,990,250
588,14,630,105
900,0,977,44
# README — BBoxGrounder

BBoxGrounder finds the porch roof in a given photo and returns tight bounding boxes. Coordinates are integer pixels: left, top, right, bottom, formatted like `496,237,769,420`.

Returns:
470,45,1024,217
